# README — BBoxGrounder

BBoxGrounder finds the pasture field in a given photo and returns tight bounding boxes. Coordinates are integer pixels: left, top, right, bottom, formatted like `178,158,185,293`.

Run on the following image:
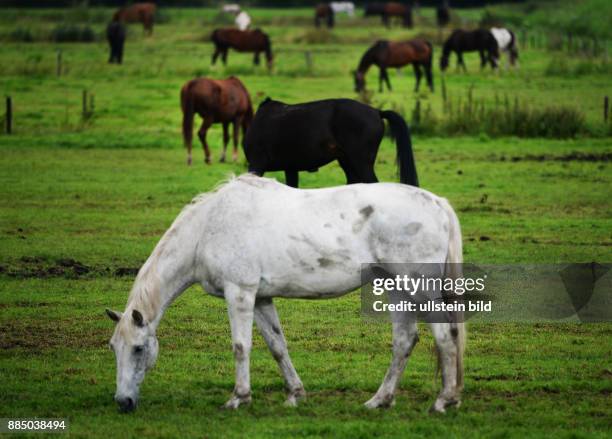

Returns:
1,4,611,438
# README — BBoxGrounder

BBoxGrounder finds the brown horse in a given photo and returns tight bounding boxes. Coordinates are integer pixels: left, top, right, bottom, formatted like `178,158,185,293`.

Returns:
112,2,156,35
365,2,412,28
315,3,334,28
211,28,273,70
180,77,253,166
354,38,434,93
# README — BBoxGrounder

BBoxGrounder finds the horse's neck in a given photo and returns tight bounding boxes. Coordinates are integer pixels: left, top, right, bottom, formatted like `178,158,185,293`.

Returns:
125,226,198,330
358,53,374,73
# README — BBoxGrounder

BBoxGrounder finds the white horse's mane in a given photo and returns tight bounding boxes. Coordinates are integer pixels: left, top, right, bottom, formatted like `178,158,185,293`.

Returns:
126,174,280,317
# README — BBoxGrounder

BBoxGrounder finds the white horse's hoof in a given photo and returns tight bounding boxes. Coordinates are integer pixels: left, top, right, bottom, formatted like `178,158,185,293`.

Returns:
223,394,251,409
364,395,395,409
284,388,306,407
430,398,460,414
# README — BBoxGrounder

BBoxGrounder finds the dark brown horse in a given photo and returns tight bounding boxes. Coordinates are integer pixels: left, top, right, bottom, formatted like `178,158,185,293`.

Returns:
365,2,412,28
315,3,334,28
440,29,499,72
354,39,433,93
180,76,253,166
211,28,273,70
112,2,156,36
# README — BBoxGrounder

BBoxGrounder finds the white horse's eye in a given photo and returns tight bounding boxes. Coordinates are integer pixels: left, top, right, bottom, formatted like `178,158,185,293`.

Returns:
133,345,145,354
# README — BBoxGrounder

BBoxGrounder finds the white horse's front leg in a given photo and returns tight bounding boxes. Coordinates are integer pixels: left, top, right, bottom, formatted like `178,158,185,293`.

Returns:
224,282,256,409
254,298,305,407
365,314,418,409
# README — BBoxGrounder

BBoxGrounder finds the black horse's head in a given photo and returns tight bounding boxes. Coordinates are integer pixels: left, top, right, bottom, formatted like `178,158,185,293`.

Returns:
439,54,449,72
353,70,366,92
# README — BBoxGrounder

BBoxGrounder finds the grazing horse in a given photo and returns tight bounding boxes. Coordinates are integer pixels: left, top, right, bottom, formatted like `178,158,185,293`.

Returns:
106,21,126,64
244,98,418,188
440,29,499,72
211,28,273,70
180,76,253,165
364,2,412,28
106,174,465,413
315,3,335,28
491,27,519,67
331,1,355,17
436,1,451,27
112,2,156,36
354,39,434,93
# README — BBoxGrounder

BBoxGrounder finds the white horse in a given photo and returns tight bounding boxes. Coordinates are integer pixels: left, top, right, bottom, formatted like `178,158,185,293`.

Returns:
106,174,465,413
330,1,355,17
491,27,519,68
235,10,251,31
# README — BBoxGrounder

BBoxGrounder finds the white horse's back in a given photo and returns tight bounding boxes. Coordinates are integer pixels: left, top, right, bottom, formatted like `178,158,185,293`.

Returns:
184,175,454,298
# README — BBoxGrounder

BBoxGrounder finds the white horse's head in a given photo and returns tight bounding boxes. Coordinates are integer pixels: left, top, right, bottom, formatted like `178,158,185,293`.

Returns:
106,308,158,413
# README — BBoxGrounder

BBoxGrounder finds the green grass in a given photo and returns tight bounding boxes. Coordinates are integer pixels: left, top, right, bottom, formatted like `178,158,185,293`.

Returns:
0,4,611,438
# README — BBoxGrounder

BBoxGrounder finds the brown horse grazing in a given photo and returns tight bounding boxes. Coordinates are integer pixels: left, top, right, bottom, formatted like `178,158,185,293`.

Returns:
315,3,334,28
180,77,253,166
211,28,273,70
383,2,412,28
354,39,433,93
112,2,156,36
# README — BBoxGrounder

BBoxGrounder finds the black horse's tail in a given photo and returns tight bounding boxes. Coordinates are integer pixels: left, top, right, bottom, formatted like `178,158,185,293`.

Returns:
379,110,419,186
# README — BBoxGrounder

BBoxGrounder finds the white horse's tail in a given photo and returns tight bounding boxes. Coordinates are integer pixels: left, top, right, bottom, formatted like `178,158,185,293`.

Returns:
439,197,466,391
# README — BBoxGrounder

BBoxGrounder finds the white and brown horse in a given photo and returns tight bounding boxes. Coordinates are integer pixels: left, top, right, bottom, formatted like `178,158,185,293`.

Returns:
106,175,465,414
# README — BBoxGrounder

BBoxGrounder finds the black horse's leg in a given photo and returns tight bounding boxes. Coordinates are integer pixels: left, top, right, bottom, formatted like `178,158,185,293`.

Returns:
338,157,377,184
382,68,392,91
212,46,219,65
378,68,384,92
284,170,299,188
254,52,260,66
479,50,486,69
222,49,228,66
221,122,229,163
412,63,422,92
425,62,434,92
457,51,466,72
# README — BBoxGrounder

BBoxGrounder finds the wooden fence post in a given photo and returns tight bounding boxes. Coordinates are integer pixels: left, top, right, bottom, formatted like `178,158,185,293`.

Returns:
5,96,12,134
304,51,313,73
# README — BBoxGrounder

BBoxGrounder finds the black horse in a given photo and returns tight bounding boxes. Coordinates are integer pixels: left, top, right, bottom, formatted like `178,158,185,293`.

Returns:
243,98,418,188
106,21,126,64
436,1,450,27
440,29,499,72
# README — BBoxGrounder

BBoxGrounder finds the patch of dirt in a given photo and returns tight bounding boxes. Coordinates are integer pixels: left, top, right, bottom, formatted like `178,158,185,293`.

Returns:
500,152,612,162
0,256,141,279
0,320,107,350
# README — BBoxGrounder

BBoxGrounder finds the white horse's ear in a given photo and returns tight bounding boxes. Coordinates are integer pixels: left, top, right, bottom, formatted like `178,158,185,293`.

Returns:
105,308,122,323
132,309,145,327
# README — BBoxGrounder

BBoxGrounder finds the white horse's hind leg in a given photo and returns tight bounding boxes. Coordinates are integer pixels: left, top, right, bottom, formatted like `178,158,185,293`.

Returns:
224,282,256,409
365,313,418,409
254,298,305,407
429,322,460,413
